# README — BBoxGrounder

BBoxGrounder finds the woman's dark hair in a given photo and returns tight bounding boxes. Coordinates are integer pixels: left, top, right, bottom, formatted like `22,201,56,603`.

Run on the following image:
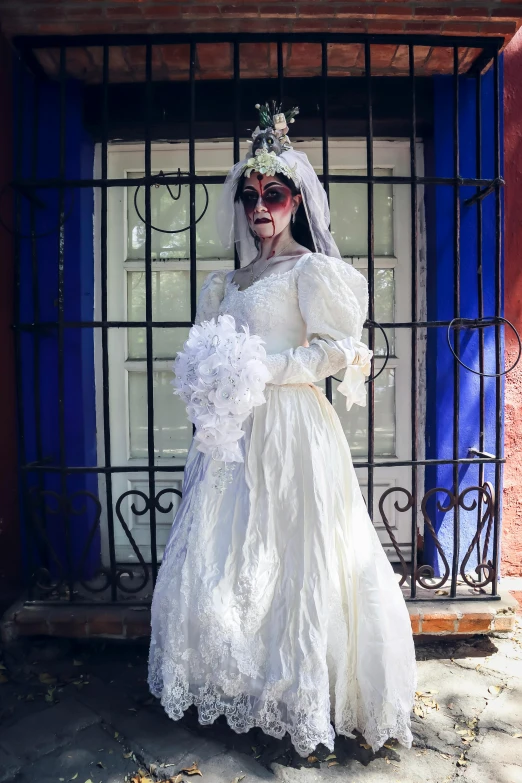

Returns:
234,172,315,252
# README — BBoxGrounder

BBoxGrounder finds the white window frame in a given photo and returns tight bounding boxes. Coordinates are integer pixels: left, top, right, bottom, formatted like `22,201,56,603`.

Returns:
94,139,426,566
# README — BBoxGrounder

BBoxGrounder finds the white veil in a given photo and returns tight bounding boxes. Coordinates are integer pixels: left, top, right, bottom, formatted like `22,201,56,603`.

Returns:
216,148,342,264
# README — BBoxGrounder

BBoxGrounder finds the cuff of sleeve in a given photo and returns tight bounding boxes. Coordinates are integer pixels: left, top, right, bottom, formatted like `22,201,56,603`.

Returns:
334,337,373,411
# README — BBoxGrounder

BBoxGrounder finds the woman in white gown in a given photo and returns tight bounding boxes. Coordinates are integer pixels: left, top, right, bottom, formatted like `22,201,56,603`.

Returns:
148,105,417,758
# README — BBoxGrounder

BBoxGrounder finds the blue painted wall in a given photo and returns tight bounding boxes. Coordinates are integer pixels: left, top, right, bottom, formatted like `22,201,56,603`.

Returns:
424,63,504,576
15,62,99,584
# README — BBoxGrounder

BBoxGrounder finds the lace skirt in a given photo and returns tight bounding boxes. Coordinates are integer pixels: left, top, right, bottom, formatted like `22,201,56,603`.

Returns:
147,383,417,757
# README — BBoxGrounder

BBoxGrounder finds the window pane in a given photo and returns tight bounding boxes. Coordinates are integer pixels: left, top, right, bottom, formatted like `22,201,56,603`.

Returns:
128,371,191,458
359,268,396,356
127,269,211,359
331,367,396,458
329,169,393,257
127,174,231,260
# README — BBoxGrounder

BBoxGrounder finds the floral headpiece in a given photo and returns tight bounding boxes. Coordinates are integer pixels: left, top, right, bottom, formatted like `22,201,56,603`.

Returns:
241,102,300,186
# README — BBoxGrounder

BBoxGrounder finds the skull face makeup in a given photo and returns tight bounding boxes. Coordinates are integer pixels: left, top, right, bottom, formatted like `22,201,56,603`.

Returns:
218,102,342,263
239,172,302,240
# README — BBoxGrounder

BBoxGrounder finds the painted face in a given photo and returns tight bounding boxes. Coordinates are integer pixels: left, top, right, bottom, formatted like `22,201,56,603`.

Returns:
240,172,300,240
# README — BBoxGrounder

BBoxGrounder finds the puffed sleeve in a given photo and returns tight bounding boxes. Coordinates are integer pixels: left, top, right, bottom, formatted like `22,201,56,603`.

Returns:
194,269,228,325
264,253,372,410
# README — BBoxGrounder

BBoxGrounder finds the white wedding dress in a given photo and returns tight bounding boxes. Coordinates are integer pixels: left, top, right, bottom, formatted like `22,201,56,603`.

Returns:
147,251,417,757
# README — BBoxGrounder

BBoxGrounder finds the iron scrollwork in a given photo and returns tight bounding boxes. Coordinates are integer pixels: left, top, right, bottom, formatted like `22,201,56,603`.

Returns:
378,487,412,587
133,169,209,234
28,487,103,599
459,482,496,589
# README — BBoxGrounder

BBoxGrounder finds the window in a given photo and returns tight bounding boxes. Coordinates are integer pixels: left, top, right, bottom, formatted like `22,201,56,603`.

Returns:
95,139,425,564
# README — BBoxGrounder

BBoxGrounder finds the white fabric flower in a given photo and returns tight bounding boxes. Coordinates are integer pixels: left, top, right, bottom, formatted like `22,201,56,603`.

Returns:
172,314,272,463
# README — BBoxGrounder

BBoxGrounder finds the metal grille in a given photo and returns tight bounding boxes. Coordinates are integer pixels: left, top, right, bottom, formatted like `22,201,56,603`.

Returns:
10,33,507,605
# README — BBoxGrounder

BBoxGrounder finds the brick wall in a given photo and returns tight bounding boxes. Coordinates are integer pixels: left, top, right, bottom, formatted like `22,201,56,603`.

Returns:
0,1,520,41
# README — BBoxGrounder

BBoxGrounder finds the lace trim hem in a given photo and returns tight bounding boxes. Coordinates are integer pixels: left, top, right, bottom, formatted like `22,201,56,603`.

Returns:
147,651,414,758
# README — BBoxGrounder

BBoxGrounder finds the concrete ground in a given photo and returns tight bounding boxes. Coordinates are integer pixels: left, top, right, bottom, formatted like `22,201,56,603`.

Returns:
0,624,521,783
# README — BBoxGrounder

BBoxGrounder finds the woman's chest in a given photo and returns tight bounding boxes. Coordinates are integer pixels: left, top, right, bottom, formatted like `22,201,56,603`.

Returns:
219,269,307,353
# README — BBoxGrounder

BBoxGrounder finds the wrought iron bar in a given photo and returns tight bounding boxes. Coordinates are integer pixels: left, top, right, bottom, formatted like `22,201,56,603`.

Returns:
366,41,375,521
409,43,418,600
450,45,461,599
100,44,118,602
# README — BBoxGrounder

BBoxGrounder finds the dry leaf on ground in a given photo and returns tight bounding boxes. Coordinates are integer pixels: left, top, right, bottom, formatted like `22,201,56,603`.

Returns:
181,762,203,777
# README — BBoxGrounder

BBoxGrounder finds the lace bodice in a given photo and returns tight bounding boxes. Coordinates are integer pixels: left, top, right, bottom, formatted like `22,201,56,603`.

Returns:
196,252,367,354
195,252,370,407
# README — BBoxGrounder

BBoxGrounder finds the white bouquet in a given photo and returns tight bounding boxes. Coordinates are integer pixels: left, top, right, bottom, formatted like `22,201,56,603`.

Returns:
172,314,273,463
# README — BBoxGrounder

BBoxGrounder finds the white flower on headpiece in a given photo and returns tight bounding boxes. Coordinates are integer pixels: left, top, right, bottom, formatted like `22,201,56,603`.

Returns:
241,150,299,185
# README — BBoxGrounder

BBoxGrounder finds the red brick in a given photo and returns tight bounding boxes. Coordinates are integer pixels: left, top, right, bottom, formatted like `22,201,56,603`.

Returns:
197,42,233,74
294,18,330,30
286,42,322,74
419,7,453,18
159,43,190,69
426,46,454,72
410,613,421,634
492,5,522,15
444,22,481,34
374,4,414,16
421,612,458,634
366,19,405,32
259,4,298,17
117,21,156,32
65,7,105,20
106,5,142,16
299,4,335,17
240,41,271,74
222,4,260,16
458,47,485,72
370,43,399,70
39,21,116,34
330,19,367,32
457,614,493,633
327,42,362,70
88,610,124,636
126,45,162,67
336,3,377,15
404,21,444,33
143,4,183,17
479,20,518,33
452,6,494,18
236,17,294,31
390,44,433,73
181,5,218,21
